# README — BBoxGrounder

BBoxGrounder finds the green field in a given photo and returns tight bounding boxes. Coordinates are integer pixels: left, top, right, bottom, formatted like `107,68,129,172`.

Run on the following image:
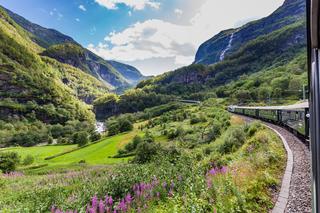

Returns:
0,126,143,173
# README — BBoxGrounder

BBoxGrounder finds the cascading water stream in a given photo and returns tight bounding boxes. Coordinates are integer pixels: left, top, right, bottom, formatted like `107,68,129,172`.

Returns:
219,33,235,61
95,121,106,133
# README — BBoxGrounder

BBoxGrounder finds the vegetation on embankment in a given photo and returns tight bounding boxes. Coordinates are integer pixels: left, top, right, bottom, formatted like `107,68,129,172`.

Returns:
0,100,286,212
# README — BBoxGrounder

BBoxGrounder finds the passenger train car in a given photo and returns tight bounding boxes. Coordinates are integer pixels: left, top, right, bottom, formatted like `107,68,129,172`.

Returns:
228,102,309,143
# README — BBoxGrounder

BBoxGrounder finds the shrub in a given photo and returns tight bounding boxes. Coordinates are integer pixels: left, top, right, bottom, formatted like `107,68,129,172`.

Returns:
167,127,184,140
118,119,133,132
133,142,160,164
220,127,246,154
107,117,133,136
57,137,70,144
78,160,86,164
90,132,101,142
0,152,20,173
190,117,201,125
72,131,89,146
107,120,120,136
143,131,155,143
206,122,222,142
22,155,34,166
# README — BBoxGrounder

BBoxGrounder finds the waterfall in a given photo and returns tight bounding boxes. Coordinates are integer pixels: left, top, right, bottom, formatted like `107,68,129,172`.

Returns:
219,33,235,61
95,121,106,133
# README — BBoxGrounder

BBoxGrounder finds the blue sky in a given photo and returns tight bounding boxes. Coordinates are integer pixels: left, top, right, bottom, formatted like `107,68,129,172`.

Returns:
0,0,285,75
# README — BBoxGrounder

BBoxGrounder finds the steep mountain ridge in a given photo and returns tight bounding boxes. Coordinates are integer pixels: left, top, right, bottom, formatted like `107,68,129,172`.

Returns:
108,60,145,85
137,0,307,100
0,7,108,123
41,43,127,89
2,6,145,89
195,0,305,65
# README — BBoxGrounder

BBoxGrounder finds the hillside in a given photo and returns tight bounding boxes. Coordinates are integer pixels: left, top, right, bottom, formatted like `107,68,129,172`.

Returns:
0,6,108,124
136,0,307,103
41,43,127,89
108,60,145,85
194,0,305,65
3,6,145,89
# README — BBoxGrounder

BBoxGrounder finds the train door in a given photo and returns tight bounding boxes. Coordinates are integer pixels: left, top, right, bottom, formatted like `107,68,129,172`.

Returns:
308,0,320,211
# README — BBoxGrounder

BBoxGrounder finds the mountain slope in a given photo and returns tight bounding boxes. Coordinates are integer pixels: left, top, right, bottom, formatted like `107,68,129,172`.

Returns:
3,6,144,89
137,0,307,100
3,7,77,48
41,43,128,89
194,0,305,65
108,60,145,85
0,6,109,123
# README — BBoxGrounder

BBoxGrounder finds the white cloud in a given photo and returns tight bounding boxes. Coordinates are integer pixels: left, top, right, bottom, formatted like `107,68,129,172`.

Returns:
79,5,87,11
89,0,285,75
128,11,132,16
76,18,80,22
49,8,63,20
174,9,183,17
88,19,197,66
94,0,160,10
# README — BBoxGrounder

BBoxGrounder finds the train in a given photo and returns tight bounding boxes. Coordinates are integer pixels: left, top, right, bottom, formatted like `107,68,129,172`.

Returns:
227,102,309,143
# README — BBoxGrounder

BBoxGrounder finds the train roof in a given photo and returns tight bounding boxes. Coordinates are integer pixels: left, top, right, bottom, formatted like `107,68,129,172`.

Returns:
231,101,309,110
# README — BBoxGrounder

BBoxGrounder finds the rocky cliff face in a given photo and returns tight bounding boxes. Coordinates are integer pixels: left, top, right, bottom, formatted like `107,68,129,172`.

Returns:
194,0,306,65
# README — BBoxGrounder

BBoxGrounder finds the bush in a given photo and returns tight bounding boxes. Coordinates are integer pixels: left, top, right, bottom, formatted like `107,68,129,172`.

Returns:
206,122,222,142
57,137,70,144
220,127,246,154
133,142,160,164
72,131,89,146
22,155,34,166
107,117,133,136
143,131,155,143
78,160,86,164
190,117,202,125
118,119,133,132
90,132,101,142
0,152,20,173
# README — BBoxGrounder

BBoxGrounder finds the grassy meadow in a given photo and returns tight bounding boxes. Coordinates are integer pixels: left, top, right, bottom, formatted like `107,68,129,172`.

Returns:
0,101,286,212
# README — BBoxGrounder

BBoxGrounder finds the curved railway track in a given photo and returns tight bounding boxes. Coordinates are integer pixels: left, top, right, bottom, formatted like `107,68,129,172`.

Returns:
240,115,311,212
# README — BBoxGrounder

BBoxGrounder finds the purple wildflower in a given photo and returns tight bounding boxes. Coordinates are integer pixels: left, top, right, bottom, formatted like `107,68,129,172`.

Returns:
220,166,228,174
108,196,113,206
118,199,127,212
170,180,175,189
209,168,216,175
92,195,98,208
162,181,167,189
99,199,105,213
125,193,132,204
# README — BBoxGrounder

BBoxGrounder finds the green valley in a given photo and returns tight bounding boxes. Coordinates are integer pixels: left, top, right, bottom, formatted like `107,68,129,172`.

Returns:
0,0,310,212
